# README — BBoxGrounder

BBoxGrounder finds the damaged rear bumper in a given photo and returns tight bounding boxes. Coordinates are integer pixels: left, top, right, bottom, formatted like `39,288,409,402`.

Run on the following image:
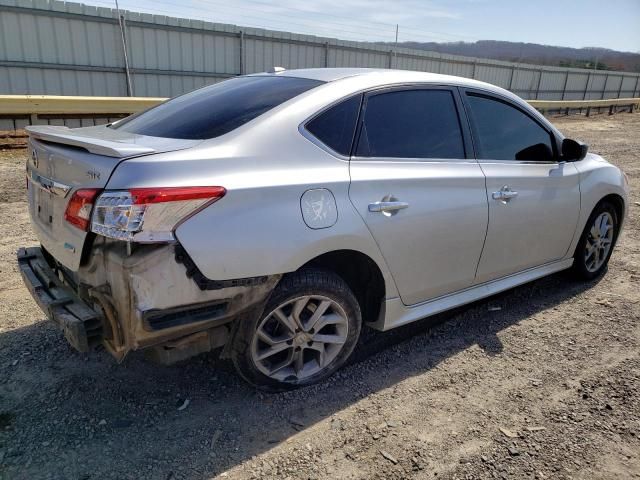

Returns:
17,247,103,352
17,242,281,363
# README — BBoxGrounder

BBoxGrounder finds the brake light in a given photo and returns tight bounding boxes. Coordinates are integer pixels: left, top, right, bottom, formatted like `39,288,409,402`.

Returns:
64,189,101,231
91,186,226,242
128,187,225,205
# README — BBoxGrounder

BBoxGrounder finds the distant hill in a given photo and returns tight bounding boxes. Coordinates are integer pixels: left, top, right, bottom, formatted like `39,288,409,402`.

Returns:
380,40,640,73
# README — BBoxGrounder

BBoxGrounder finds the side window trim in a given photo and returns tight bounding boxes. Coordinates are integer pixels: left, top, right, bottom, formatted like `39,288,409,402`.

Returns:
301,84,477,162
451,87,475,161
460,87,559,163
300,93,364,160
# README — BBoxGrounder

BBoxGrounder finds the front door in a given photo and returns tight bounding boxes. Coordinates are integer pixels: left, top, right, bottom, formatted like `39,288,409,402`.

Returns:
461,91,581,283
348,86,489,306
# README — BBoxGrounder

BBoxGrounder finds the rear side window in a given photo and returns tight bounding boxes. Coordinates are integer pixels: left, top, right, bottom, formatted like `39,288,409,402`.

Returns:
305,95,361,156
355,89,465,159
112,76,323,140
465,94,555,161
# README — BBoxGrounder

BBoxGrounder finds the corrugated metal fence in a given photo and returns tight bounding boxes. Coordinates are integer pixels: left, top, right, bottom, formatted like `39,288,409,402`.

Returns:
1,0,640,102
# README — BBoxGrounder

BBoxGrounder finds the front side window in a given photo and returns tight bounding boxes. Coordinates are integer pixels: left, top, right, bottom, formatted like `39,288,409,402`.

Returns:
355,89,465,159
465,93,555,161
112,76,324,140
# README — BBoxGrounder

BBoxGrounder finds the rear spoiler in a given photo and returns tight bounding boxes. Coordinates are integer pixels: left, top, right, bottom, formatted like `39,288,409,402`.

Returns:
25,125,156,157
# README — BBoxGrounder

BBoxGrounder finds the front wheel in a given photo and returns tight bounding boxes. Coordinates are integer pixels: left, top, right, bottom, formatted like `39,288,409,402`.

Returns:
230,268,361,391
572,201,619,280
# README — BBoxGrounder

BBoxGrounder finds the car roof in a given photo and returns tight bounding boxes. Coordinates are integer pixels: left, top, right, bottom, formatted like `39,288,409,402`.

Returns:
272,68,384,82
255,67,495,90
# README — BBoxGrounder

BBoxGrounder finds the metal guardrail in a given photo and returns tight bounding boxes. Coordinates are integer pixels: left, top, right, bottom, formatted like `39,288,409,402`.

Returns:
0,95,165,115
1,95,639,122
529,97,640,116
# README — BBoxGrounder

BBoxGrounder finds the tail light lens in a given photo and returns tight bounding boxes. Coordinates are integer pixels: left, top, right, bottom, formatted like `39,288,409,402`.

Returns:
64,189,101,231
90,186,226,242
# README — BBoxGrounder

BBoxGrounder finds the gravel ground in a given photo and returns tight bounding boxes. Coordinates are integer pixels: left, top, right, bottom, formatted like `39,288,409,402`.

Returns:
0,113,639,480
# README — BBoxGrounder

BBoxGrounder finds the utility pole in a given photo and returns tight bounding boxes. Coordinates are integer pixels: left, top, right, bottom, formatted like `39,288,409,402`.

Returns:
115,0,134,96
393,24,398,69
583,54,599,100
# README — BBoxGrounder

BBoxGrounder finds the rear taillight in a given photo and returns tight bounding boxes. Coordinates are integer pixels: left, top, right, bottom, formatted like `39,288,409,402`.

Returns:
91,186,226,242
64,189,101,231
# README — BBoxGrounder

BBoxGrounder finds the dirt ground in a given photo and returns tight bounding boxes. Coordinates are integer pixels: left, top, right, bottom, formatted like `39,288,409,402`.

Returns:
0,113,639,480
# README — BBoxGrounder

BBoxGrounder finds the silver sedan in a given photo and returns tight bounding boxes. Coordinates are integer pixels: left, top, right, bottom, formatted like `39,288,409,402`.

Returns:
19,68,629,390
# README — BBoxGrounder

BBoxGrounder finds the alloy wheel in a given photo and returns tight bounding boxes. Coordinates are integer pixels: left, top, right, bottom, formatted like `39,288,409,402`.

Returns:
584,211,614,273
250,295,349,382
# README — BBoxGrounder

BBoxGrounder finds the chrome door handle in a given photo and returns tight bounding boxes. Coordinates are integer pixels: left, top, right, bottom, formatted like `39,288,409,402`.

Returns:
368,201,409,213
493,190,518,200
492,186,518,203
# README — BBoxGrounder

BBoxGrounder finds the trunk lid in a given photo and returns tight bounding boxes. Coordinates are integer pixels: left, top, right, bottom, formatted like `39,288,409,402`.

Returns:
25,125,200,271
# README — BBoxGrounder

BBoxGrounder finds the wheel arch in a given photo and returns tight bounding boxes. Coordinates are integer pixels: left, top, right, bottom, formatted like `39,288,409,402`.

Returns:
580,192,626,242
571,192,626,260
598,193,625,225
593,193,626,250
567,158,628,262
295,249,387,326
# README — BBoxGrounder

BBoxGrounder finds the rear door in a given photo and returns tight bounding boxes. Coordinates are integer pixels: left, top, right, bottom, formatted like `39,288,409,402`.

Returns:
348,86,489,306
461,90,581,283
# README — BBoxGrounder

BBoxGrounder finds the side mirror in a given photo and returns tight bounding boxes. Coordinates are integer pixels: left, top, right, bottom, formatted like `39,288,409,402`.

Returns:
562,138,588,161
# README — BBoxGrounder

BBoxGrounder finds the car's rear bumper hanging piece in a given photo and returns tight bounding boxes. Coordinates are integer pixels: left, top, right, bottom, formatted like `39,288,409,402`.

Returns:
17,247,103,352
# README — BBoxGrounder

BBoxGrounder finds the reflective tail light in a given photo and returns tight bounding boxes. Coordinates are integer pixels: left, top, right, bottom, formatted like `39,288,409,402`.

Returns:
64,189,101,231
90,186,226,242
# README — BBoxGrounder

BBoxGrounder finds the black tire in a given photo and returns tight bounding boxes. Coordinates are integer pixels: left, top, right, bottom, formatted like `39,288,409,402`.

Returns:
572,201,619,280
230,268,362,391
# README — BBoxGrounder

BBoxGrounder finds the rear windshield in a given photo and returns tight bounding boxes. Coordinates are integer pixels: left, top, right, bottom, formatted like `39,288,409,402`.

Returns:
112,76,324,140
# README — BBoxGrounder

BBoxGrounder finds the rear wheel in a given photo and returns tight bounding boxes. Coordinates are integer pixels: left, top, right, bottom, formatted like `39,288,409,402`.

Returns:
572,201,619,280
230,268,361,391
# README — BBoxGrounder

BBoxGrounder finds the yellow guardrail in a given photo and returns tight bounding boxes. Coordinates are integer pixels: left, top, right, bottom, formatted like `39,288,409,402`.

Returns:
0,94,638,117
0,95,166,115
528,98,640,110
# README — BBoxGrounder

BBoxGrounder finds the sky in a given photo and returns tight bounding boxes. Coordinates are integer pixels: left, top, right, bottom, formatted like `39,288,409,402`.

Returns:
88,0,640,52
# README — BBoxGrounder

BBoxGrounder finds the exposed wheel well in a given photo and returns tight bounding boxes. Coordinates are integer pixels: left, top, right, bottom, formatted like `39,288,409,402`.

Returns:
300,250,386,325
598,194,625,224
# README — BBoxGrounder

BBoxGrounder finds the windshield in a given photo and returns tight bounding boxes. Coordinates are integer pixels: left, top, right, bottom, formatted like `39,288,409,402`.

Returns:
112,76,324,140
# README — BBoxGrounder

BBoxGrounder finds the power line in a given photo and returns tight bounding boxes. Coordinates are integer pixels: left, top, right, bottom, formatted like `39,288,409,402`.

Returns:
84,0,474,44
190,0,397,35
87,0,398,41
190,0,478,41
216,0,476,40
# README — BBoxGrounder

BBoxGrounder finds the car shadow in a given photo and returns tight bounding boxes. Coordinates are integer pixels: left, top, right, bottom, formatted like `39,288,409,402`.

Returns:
0,270,603,479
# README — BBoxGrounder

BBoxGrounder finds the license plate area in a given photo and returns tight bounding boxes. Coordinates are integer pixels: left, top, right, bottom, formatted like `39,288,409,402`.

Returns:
25,157,90,272
35,187,55,228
